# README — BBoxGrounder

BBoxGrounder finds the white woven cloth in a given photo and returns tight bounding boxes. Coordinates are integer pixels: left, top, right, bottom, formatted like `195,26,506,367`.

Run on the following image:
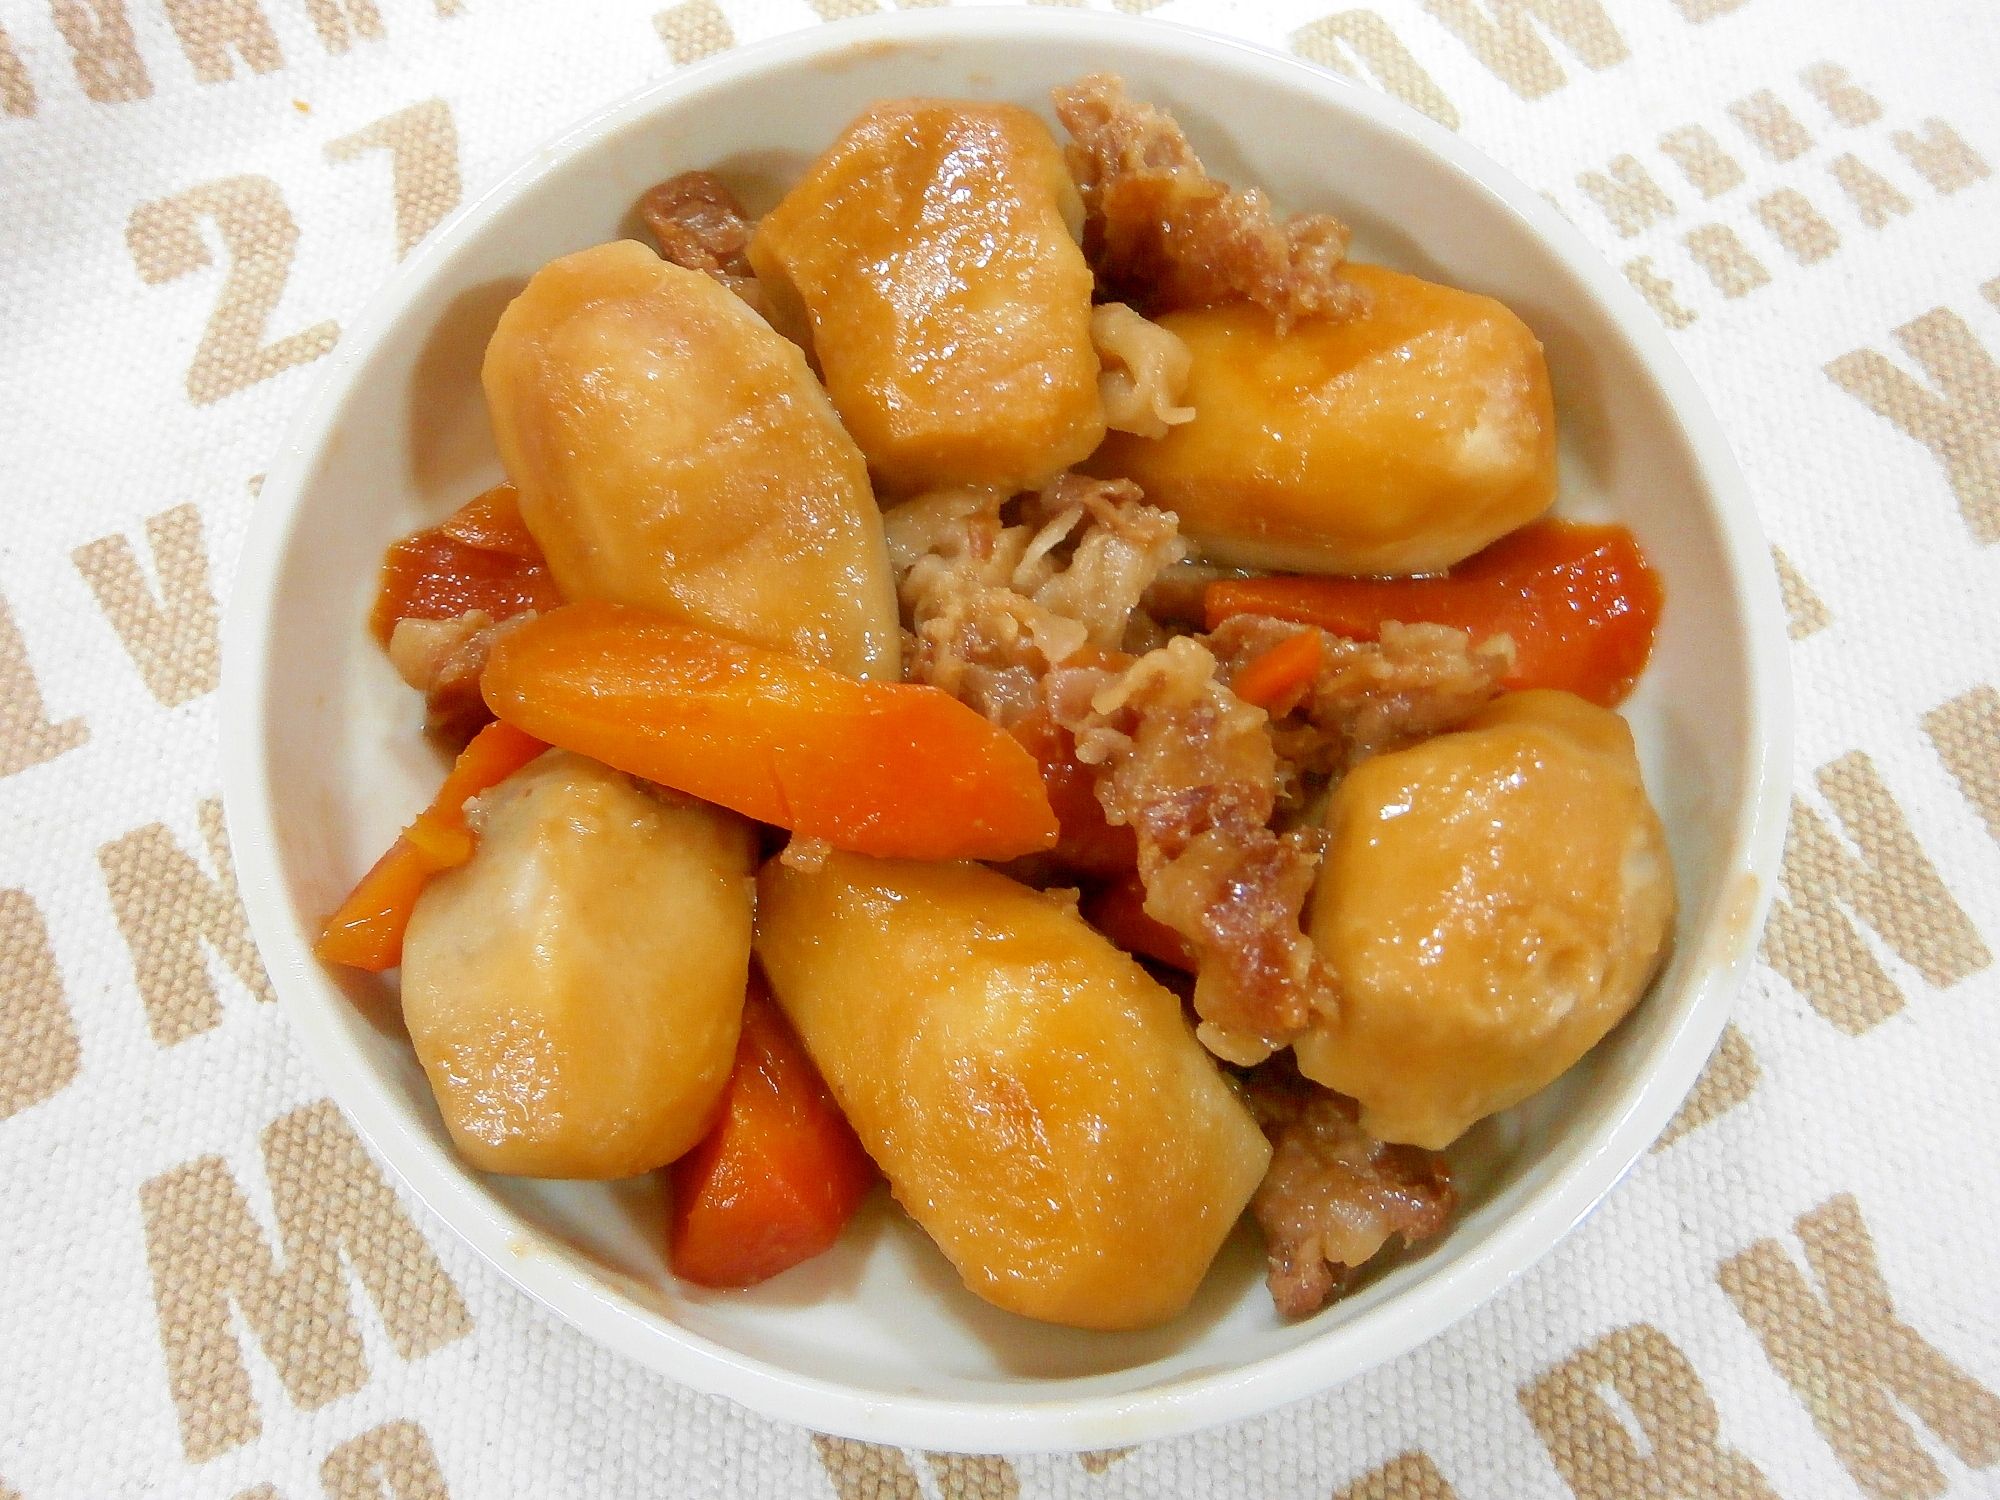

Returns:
4,1,1999,1495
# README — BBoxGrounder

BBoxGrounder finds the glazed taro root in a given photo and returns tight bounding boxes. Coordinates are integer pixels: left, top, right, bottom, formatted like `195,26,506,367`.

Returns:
1089,265,1558,576
482,240,900,679
1298,690,1677,1150
755,851,1271,1332
749,100,1105,497
401,751,756,1179
324,73,1679,1329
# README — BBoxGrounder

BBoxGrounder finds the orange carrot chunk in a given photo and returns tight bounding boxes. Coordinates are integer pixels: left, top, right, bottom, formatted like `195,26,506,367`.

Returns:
669,974,879,1289
479,601,1059,862
1204,518,1663,708
1230,628,1324,713
1084,873,1199,972
369,482,563,646
314,719,548,972
437,481,545,560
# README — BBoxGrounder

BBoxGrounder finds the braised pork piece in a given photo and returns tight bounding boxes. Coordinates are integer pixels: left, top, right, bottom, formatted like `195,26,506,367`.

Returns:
1240,1057,1456,1317
1052,72,1368,331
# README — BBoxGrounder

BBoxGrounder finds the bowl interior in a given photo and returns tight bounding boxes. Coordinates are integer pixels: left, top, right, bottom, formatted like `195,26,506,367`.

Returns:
231,13,1786,1449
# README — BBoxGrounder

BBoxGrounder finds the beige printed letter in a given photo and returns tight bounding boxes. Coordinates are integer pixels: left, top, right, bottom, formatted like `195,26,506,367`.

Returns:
813,1436,921,1500
97,795,274,1046
1752,187,1839,266
1417,0,1627,102
654,0,733,65
327,100,462,260
127,175,339,406
1658,124,1744,200
1577,155,1676,236
0,592,88,778
1923,685,2000,847
1291,12,1461,130
162,0,282,82
1771,546,1830,639
1652,1022,1759,1151
1623,257,1698,331
322,1419,452,1500
925,1454,1019,1500
1830,154,1913,230
0,23,33,116
1671,0,1747,21
1826,306,2000,544
1800,62,1881,127
0,889,82,1123
1719,1193,2000,1500
1893,119,1991,196
72,503,220,708
51,0,152,103
1684,223,1770,298
1519,1323,1780,1500
1727,88,1814,163
1334,1451,1461,1499
303,0,383,55
1760,752,1989,1035
141,1100,474,1463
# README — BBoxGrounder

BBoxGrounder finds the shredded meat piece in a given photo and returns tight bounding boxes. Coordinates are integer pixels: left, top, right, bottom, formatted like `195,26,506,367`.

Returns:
1053,637,1323,1052
1091,302,1195,439
1032,474,1187,651
1241,1058,1455,1318
1052,73,1368,332
637,170,768,315
1208,615,1514,777
388,609,534,747
892,488,1321,1050
891,475,1189,720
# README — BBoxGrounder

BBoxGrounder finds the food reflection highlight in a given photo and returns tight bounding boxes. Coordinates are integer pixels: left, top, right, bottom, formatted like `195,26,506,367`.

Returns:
322,73,1673,1330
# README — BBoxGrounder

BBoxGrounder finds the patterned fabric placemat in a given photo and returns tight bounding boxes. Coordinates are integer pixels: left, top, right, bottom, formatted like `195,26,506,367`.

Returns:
2,0,1997,1495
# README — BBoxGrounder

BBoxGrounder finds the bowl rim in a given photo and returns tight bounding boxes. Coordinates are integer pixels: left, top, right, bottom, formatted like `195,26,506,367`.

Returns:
221,5,1794,1452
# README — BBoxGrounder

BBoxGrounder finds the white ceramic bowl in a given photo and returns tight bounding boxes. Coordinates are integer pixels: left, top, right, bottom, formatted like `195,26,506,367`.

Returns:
222,8,1792,1453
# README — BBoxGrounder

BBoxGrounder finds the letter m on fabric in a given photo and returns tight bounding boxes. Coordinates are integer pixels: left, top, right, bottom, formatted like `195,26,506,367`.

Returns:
139,1101,473,1462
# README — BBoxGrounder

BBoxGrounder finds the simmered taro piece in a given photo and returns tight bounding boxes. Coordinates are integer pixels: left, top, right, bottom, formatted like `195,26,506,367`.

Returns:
482,240,900,679
401,751,757,1179
748,100,1105,498
1089,264,1557,577
755,851,1271,1331
1298,690,1676,1150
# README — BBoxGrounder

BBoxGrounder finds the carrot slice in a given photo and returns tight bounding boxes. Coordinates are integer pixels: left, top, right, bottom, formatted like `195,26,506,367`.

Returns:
1085,873,1198,972
479,601,1059,862
1205,519,1663,708
668,973,878,1289
437,482,544,560
1230,629,1324,713
429,717,548,823
315,719,548,971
